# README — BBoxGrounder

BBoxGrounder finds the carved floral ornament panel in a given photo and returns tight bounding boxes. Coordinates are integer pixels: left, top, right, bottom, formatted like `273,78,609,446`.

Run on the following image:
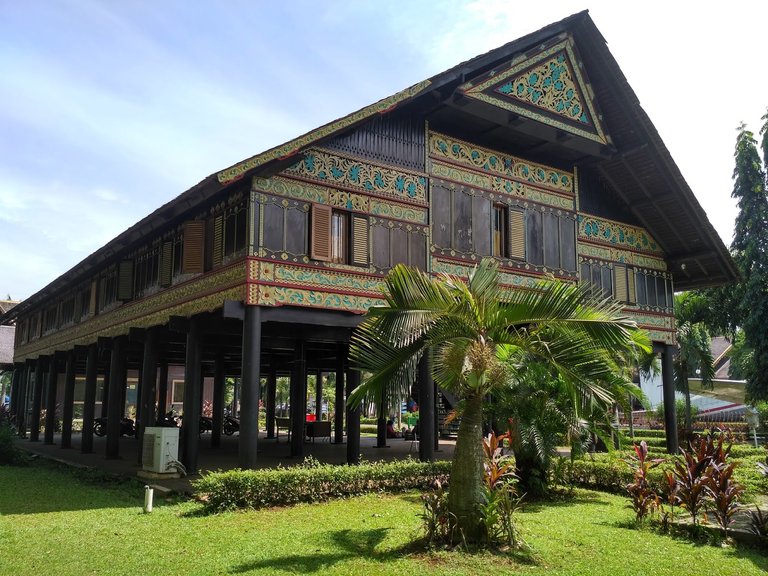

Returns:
428,132,573,195
283,148,427,203
577,214,663,255
458,39,609,145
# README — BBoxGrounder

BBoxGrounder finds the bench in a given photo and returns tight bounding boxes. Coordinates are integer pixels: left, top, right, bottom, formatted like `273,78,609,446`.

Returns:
305,420,332,442
275,417,291,442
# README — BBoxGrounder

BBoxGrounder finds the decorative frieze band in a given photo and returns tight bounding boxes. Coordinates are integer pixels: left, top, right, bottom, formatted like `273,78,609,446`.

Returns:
428,132,573,195
578,214,663,256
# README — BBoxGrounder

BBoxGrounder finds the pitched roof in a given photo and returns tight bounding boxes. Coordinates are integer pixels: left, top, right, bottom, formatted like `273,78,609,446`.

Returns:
0,11,736,326
0,300,18,317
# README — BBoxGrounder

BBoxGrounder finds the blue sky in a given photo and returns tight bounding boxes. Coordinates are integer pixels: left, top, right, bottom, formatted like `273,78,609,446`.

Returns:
1,0,766,299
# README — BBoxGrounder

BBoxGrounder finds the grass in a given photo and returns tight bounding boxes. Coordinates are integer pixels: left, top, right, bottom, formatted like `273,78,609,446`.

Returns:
0,461,766,576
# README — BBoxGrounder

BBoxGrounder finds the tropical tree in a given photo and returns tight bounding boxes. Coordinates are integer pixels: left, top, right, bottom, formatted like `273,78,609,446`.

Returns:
673,321,715,436
349,258,648,542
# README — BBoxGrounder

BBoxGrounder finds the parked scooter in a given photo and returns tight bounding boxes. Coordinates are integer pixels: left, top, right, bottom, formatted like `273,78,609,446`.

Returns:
223,414,240,436
156,410,180,427
93,417,135,437
199,415,213,434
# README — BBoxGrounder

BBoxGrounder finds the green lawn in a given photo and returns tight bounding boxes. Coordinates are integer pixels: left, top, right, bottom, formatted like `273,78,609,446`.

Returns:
0,462,766,576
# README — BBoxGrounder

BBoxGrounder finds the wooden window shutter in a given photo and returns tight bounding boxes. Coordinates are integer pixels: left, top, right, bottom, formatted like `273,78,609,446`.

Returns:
159,241,173,287
614,264,628,302
212,215,224,267
508,208,526,260
351,214,369,266
88,279,98,315
310,204,332,261
182,221,205,274
627,267,637,303
117,259,134,301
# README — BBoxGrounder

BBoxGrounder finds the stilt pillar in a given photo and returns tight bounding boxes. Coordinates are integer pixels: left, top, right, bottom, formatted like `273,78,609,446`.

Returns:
662,344,679,454
334,343,344,444
60,351,76,448
29,359,44,442
265,361,276,439
81,343,98,453
43,355,59,445
376,389,388,448
106,337,126,459
418,353,435,462
157,361,169,418
138,328,159,465
181,317,202,474
346,367,360,464
239,306,262,468
290,339,306,458
211,349,225,448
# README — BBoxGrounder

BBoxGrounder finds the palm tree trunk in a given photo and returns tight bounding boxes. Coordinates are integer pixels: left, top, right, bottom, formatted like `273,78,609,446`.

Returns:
684,384,692,440
447,394,485,543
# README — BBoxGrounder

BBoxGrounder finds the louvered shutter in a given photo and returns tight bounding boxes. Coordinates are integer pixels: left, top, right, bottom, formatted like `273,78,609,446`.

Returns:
310,204,332,261
614,264,628,302
182,221,205,274
627,267,636,303
351,214,369,266
159,241,173,287
88,280,98,315
212,215,224,267
508,208,526,260
117,260,134,302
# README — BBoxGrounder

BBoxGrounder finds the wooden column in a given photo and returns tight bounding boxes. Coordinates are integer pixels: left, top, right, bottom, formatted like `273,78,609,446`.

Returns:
43,355,58,445
418,353,435,462
662,345,679,454
211,349,225,448
138,328,159,465
346,368,360,464
314,371,322,420
100,364,110,417
376,389,388,448
290,339,306,459
81,344,98,454
265,361,276,439
8,363,22,417
239,306,262,469
181,317,202,474
434,381,440,452
60,351,76,448
29,359,44,442
334,344,345,444
157,361,169,418
15,363,31,437
106,337,126,459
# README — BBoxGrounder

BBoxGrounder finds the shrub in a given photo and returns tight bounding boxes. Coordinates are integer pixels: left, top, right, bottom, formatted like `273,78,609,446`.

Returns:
193,457,450,512
625,441,663,522
0,405,28,466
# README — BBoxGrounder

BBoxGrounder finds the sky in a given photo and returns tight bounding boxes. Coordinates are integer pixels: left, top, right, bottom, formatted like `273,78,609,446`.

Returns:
1,0,766,300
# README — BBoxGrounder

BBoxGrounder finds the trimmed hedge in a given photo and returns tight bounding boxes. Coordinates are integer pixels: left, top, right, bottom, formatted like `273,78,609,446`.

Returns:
193,458,451,512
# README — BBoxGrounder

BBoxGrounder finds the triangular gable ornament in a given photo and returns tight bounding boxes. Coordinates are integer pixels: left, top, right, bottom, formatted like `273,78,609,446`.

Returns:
459,37,610,145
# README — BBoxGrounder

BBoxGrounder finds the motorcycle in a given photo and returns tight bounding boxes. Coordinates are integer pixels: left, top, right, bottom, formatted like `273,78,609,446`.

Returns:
223,415,240,436
199,415,213,435
157,410,180,427
93,417,135,437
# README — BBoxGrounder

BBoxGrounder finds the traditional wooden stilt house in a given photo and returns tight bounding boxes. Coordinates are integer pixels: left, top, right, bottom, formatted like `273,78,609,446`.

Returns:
2,11,737,471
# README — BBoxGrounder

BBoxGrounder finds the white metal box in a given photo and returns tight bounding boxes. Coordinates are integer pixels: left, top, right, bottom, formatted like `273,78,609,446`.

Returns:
142,426,179,473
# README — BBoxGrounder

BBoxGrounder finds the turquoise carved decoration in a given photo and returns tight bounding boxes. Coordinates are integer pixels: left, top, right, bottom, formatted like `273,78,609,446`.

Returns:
496,53,588,125
578,214,662,255
284,148,427,203
458,39,609,145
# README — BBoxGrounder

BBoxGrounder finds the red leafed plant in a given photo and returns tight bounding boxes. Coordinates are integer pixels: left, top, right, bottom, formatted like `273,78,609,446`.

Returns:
625,440,664,522
706,460,744,538
483,431,515,490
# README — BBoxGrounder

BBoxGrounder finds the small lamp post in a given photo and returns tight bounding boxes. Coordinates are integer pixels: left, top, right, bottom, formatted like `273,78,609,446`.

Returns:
745,406,760,449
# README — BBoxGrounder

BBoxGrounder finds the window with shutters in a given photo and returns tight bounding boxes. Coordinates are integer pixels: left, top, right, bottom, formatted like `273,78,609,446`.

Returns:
310,203,369,266
223,203,248,258
43,306,58,334
60,297,75,326
370,218,427,270
634,269,672,310
580,261,613,299
182,221,205,274
99,267,118,311
134,245,160,296
172,234,183,278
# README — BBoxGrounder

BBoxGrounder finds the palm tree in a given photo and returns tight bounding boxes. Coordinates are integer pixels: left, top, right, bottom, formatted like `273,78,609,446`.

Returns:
673,293,716,437
349,258,648,542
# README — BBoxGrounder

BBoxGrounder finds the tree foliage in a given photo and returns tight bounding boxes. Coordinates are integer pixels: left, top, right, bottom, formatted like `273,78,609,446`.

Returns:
349,258,649,542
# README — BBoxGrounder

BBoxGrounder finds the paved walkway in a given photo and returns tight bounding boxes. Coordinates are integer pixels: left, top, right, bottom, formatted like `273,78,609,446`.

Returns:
14,432,455,494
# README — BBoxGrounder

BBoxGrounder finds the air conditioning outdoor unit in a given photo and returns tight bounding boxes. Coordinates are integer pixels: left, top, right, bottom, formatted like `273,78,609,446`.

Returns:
142,426,179,473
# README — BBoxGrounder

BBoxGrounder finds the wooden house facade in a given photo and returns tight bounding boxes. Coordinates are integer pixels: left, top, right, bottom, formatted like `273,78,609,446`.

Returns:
2,12,736,471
